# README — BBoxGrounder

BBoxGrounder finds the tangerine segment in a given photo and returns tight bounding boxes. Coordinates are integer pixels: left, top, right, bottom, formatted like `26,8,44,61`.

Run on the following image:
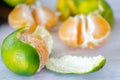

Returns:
77,16,85,48
42,6,58,29
9,4,36,29
19,32,48,70
91,15,110,39
59,17,78,47
32,6,58,30
59,14,111,49
83,14,110,48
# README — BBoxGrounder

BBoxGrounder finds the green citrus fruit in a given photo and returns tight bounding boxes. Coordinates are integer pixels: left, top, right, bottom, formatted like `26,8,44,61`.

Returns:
57,0,114,27
1,26,53,76
4,0,35,7
46,55,106,74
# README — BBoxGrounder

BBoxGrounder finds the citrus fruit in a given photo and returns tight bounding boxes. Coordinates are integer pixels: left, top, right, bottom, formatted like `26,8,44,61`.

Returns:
32,2,58,29
59,13,111,49
9,4,36,29
1,26,53,76
57,0,114,27
46,55,106,74
8,2,58,30
4,0,35,7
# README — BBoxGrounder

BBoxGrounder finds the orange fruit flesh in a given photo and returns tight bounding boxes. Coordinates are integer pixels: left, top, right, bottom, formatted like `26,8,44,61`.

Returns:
32,6,58,30
92,15,110,39
19,30,48,70
59,14,110,48
9,4,36,29
77,18,84,47
9,4,58,30
59,17,78,47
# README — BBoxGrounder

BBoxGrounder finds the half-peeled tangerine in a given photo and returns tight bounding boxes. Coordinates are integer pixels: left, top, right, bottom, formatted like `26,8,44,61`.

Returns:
1,26,53,76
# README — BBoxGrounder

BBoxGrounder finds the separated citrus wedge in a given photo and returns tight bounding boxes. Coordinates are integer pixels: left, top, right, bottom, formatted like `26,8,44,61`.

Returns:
8,1,58,30
46,55,106,74
1,26,53,76
59,13,111,49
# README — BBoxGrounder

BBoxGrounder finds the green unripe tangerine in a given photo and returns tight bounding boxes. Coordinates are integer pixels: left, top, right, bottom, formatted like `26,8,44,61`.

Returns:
4,0,35,7
1,28,40,76
4,0,25,7
57,0,114,27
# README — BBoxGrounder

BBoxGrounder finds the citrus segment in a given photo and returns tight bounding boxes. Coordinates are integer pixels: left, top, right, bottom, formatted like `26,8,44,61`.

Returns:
33,26,53,55
42,6,58,29
31,2,58,30
91,15,110,39
9,4,36,29
59,17,78,47
19,32,48,70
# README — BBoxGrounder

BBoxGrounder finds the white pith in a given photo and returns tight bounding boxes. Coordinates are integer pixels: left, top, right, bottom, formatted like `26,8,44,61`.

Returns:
77,14,110,48
32,1,48,26
33,26,53,54
19,26,53,72
32,26,53,72
46,55,105,73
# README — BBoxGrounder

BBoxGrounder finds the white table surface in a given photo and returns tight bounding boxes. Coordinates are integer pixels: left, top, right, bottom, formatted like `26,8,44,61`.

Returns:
0,0,120,80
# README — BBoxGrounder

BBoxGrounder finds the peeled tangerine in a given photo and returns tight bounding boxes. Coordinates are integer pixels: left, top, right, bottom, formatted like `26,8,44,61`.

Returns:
1,26,53,76
59,14,111,49
9,2,58,30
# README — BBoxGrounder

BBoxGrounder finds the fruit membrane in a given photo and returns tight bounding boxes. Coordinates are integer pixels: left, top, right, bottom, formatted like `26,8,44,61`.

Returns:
59,13,111,49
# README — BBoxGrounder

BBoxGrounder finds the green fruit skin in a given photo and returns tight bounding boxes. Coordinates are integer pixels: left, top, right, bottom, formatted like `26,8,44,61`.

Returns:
99,0,114,27
46,58,106,74
4,0,25,7
90,58,106,73
57,0,71,20
57,0,114,27
1,28,40,76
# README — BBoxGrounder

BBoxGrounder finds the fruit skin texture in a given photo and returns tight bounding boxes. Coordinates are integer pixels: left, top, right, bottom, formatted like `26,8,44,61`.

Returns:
1,28,40,76
4,0,35,7
47,59,106,74
57,0,114,27
46,55,106,74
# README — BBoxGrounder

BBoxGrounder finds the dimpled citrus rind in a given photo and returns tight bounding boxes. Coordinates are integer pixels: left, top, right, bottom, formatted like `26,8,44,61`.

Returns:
1,28,40,76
